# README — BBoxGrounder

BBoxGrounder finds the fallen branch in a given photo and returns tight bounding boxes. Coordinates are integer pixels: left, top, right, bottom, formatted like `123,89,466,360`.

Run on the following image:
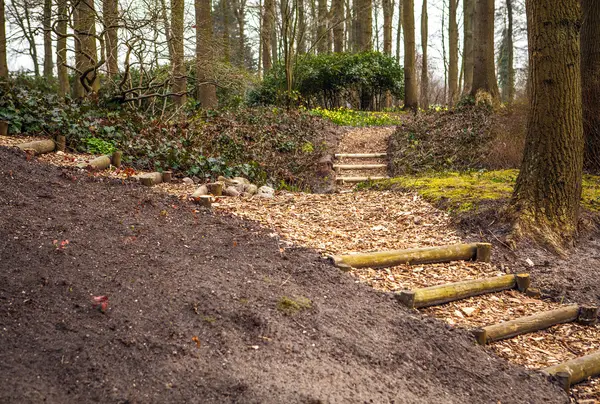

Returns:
16,139,56,155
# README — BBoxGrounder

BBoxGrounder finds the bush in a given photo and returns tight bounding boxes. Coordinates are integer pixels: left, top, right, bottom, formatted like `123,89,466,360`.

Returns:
249,51,404,111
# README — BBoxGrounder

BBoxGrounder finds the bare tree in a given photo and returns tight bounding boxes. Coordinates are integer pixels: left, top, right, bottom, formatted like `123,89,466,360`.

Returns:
403,0,417,110
171,0,187,105
462,0,473,95
196,0,217,107
448,0,458,105
420,0,428,109
55,0,69,95
0,0,7,79
471,0,499,102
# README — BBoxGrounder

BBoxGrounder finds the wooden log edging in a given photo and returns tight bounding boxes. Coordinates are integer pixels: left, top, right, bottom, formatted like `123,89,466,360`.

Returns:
330,242,492,270
396,274,527,309
473,305,581,345
16,139,56,155
543,351,600,391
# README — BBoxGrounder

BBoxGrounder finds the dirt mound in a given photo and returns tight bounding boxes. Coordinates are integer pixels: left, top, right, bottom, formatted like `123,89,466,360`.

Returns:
0,146,566,403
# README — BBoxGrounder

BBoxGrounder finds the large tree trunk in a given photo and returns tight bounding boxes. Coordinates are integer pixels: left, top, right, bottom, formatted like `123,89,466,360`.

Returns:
471,0,499,103
56,0,70,96
448,0,458,106
103,0,119,77
221,0,231,63
317,0,328,53
462,0,474,95
356,0,372,51
232,0,247,66
510,0,583,246
261,0,274,72
402,0,417,111
297,0,307,53
171,0,187,105
420,0,428,109
160,0,173,60
0,0,7,79
581,0,600,172
43,0,53,78
196,0,217,107
332,0,344,52
506,0,514,102
382,0,393,55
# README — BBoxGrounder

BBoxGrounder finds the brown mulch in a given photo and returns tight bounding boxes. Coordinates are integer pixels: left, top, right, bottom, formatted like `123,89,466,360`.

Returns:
0,145,570,403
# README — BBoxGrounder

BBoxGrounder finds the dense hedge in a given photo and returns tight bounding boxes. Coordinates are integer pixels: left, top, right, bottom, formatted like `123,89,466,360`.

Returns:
250,52,404,111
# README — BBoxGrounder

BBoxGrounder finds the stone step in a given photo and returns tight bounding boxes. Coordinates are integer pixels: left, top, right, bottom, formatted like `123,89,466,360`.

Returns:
336,176,389,183
335,153,387,159
333,164,388,170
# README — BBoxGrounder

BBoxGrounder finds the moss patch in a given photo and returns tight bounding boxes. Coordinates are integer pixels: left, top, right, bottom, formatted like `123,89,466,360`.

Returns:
359,170,600,213
276,296,312,316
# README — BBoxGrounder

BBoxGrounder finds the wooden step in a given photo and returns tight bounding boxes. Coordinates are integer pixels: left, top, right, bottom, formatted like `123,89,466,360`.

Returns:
543,351,600,392
335,153,387,159
336,176,389,183
396,273,530,309
473,305,582,345
333,164,388,170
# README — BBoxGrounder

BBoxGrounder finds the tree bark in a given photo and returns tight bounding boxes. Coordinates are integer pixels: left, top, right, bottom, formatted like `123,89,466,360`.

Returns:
317,0,328,53
103,0,119,77
506,0,514,102
332,0,344,52
395,0,402,62
462,0,473,95
382,0,393,55
74,0,100,94
420,0,428,109
56,0,70,96
403,0,417,111
356,0,372,51
43,0,53,78
297,0,307,53
448,0,458,106
471,0,499,103
0,0,8,79
581,0,600,172
221,0,231,63
261,0,274,72
196,0,217,107
171,0,187,105
510,0,583,246
232,0,247,66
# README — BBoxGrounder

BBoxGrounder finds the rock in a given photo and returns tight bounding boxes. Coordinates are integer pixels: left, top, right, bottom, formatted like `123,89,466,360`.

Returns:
525,258,535,267
257,185,275,198
192,185,209,198
182,177,194,185
244,184,258,195
232,176,250,185
223,186,240,197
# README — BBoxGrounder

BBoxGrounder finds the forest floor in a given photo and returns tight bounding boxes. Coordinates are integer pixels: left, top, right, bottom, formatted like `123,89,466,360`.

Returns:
0,127,597,403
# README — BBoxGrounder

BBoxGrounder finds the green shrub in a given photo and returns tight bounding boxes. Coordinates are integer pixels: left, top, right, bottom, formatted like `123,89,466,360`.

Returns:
249,51,404,111
83,137,116,155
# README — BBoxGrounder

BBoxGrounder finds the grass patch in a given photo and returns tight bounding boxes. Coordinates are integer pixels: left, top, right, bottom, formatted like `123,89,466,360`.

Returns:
308,107,403,127
276,296,312,315
358,170,600,213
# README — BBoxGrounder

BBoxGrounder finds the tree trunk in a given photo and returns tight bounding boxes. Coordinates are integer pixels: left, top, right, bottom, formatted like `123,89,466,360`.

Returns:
317,0,328,53
160,0,173,60
74,0,100,94
403,0,417,111
232,0,247,66
462,0,473,95
395,0,402,62
171,0,187,105
56,0,70,96
420,0,428,109
196,0,217,107
581,0,600,172
43,0,53,78
506,0,514,102
471,0,499,103
332,0,344,52
382,0,393,55
356,0,372,51
510,0,583,246
103,0,119,77
261,0,274,72
297,0,307,53
448,0,458,106
221,0,231,63
0,0,7,79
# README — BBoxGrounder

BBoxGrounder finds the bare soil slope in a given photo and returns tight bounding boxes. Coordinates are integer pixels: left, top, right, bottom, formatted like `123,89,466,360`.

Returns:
0,147,566,403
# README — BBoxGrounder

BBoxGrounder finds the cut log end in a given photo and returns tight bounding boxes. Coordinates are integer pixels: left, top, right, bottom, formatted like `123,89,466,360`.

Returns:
56,135,66,152
396,290,416,309
578,306,599,325
553,371,572,392
475,243,492,262
162,171,172,183
516,273,531,293
111,151,122,168
473,328,487,345
194,195,212,208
